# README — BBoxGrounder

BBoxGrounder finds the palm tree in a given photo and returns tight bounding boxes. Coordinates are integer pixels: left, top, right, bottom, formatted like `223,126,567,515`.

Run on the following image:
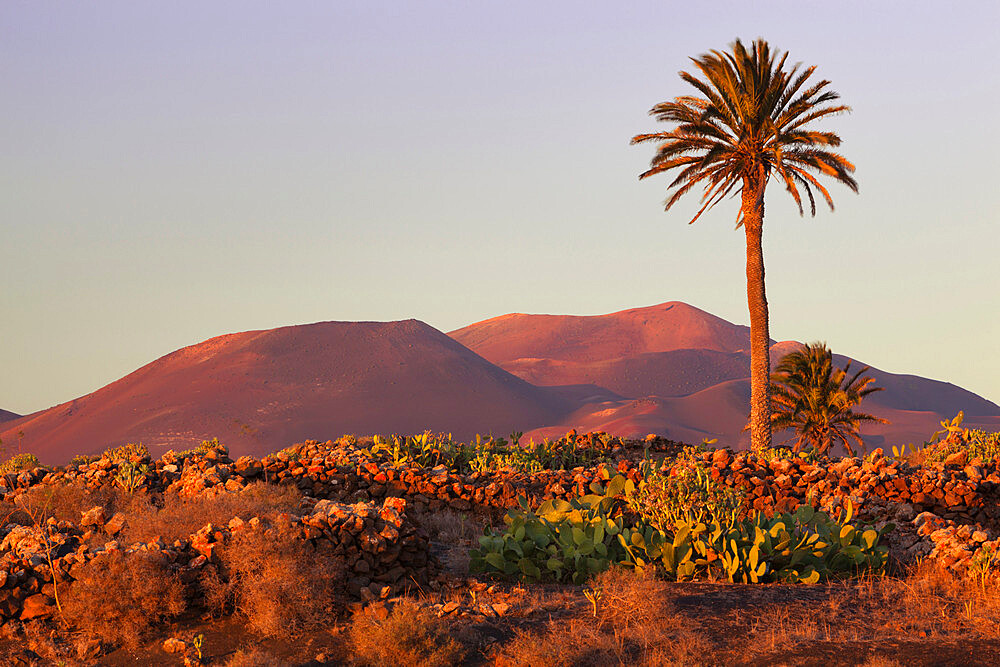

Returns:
631,39,858,451
770,342,886,456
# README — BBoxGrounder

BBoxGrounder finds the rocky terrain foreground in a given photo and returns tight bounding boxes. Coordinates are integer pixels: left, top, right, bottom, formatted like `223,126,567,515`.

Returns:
0,430,998,665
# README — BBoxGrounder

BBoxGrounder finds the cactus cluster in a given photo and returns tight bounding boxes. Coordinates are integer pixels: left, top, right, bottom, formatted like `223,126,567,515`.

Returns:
114,460,153,493
365,430,628,475
102,442,150,463
471,475,636,584
620,502,892,583
915,413,1000,464
471,474,892,584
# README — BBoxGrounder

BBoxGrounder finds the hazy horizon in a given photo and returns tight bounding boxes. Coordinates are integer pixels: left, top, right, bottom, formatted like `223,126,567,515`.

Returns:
3,1,999,414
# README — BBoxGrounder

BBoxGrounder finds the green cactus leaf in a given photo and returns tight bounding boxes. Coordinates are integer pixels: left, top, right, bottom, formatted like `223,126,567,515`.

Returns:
484,552,506,571
795,505,815,523
518,558,541,578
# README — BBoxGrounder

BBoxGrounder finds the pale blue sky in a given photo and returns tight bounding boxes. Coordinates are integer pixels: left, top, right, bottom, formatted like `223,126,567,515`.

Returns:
2,1,998,414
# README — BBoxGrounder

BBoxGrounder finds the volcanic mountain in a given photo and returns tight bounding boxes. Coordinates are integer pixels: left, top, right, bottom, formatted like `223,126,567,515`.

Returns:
450,302,1000,449
0,320,572,464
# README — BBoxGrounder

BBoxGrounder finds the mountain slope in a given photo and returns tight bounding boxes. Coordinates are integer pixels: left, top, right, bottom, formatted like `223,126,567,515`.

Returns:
0,320,571,464
0,409,19,424
453,302,1000,449
449,302,757,363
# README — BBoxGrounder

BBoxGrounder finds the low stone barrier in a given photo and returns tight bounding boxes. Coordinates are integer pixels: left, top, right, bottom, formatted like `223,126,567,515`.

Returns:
0,493,434,625
4,437,1000,577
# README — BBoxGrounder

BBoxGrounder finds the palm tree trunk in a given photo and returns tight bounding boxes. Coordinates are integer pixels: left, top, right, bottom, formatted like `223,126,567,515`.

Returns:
742,178,772,452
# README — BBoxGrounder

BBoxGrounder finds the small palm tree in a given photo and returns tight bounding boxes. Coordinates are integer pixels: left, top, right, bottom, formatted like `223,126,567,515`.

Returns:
631,38,858,451
770,342,886,456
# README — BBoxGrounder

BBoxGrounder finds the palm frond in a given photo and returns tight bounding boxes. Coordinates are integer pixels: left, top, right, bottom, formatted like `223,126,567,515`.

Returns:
633,38,856,221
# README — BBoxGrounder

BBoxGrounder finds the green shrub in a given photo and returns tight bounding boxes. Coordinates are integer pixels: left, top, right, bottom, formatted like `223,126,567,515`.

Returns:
628,453,745,530
0,453,41,475
166,437,225,461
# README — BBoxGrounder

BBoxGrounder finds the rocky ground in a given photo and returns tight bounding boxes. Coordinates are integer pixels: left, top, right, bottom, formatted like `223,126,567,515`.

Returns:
0,435,997,665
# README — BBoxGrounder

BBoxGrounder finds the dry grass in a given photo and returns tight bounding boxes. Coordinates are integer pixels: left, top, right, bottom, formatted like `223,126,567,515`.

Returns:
488,560,1000,665
210,523,345,636
0,481,302,545
224,646,291,667
745,560,1000,656
495,567,711,667
419,508,487,543
859,657,904,667
120,482,303,544
62,550,186,650
348,599,466,667
0,483,131,527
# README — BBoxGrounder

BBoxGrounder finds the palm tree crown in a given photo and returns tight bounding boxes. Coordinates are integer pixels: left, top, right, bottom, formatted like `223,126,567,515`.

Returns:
631,38,858,452
770,342,887,457
630,38,857,223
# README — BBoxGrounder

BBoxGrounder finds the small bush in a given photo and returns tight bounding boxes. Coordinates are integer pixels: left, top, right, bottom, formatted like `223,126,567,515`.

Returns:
212,524,344,636
348,599,465,667
63,550,186,649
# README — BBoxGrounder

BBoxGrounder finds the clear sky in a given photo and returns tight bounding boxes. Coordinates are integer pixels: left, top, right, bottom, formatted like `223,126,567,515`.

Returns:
2,1,998,415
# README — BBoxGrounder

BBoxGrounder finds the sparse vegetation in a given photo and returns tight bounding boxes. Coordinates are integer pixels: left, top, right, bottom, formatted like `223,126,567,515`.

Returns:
903,411,1000,465
0,423,995,664
210,522,345,636
348,599,465,667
